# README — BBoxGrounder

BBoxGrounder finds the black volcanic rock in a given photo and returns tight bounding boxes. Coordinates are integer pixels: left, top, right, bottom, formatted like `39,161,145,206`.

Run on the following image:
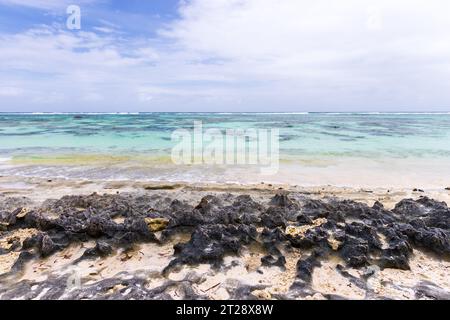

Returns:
1,191,450,300
163,224,257,274
270,193,295,207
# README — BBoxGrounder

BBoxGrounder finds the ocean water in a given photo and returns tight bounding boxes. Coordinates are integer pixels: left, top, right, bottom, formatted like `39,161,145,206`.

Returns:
1,112,450,187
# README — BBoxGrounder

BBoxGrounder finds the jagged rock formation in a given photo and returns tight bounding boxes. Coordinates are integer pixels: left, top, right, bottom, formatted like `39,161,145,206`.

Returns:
0,192,449,300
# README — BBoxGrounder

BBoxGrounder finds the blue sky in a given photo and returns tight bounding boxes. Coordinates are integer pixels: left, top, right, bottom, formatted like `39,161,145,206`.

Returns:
1,0,450,112
0,1,179,39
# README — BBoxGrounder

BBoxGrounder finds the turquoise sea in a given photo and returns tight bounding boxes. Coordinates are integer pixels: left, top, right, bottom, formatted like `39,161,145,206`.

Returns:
1,112,450,187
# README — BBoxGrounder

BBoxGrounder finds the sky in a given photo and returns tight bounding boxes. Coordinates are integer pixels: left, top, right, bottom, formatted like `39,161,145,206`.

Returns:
0,0,450,112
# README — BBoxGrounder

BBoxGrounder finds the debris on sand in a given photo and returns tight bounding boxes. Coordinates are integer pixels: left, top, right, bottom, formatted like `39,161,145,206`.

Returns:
0,192,449,300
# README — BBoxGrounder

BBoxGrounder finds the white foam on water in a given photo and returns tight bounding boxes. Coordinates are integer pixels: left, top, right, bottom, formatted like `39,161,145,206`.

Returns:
1,112,141,115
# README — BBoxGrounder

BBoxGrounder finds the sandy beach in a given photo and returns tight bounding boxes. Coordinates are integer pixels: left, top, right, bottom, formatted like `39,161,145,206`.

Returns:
1,175,449,300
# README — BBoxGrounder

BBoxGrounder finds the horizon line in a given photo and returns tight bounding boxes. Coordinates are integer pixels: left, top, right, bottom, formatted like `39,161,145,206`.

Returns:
1,111,450,115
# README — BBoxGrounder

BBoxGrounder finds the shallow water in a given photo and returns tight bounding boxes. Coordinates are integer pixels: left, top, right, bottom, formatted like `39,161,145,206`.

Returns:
0,112,449,187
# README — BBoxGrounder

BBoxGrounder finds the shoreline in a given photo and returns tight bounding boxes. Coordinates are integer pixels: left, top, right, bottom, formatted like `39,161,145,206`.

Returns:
2,153,450,190
1,175,450,209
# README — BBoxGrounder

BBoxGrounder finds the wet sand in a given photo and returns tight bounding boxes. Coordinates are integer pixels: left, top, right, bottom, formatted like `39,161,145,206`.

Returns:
1,175,450,209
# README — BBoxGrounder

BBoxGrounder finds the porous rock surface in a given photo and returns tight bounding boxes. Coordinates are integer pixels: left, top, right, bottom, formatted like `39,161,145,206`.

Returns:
0,191,449,300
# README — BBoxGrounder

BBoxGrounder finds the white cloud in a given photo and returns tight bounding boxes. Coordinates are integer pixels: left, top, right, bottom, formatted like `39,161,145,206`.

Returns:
164,0,450,76
1,0,450,111
0,86,23,97
160,0,450,110
93,26,115,34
